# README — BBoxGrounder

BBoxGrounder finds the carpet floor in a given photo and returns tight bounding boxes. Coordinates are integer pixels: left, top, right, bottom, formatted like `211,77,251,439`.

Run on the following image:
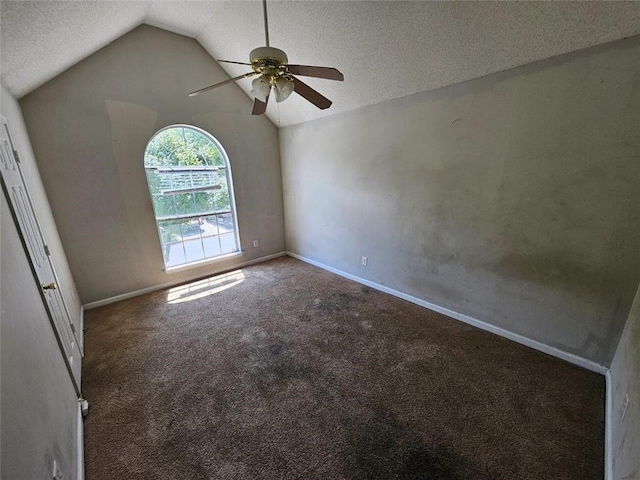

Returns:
83,256,605,479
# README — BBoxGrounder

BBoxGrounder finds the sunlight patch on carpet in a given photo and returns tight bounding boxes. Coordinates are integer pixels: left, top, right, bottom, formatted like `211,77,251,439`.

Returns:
167,270,245,304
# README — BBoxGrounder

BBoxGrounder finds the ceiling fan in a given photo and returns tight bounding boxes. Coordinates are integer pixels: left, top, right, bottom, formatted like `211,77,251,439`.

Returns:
189,0,344,115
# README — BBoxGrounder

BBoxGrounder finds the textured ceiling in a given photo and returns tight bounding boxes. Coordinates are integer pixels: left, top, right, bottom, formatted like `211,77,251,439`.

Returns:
2,1,640,127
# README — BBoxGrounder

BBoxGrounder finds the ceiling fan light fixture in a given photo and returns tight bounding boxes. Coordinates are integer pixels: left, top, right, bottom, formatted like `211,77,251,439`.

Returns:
274,77,294,103
251,74,271,102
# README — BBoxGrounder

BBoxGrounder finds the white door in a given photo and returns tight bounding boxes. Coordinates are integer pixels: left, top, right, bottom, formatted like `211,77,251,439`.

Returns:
0,117,82,395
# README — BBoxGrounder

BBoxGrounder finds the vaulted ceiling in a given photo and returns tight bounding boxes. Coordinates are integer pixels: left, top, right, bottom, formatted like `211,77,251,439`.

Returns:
2,1,640,127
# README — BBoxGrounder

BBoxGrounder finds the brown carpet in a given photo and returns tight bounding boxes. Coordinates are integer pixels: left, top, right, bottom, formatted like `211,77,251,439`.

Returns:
83,256,604,480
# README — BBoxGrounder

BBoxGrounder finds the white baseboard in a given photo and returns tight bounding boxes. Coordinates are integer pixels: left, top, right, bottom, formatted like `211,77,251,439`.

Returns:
286,251,608,375
83,252,287,310
77,401,85,480
605,369,613,480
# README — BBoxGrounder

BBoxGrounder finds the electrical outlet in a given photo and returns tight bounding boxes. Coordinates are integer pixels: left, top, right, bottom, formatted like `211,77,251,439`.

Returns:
361,256,368,266
621,393,630,421
52,460,63,480
253,240,259,248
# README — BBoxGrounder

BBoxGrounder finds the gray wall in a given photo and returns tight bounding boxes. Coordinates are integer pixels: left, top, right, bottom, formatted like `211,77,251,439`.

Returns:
1,86,80,480
280,36,640,366
20,25,285,304
610,283,640,480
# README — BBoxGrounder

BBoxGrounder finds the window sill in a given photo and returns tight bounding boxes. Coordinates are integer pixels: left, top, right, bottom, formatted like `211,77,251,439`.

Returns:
163,251,244,274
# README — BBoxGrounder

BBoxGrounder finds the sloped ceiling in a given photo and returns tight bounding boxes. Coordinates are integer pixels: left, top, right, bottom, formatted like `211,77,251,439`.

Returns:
2,1,640,127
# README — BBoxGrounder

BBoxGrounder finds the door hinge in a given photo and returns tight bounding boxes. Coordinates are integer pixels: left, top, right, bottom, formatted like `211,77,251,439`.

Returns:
44,244,51,256
70,323,76,333
12,149,20,163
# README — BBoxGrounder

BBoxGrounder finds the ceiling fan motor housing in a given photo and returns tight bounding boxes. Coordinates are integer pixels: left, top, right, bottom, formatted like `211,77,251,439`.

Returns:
250,46,288,71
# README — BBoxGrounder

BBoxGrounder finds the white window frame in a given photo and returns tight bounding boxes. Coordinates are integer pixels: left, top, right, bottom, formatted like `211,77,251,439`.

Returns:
144,124,241,272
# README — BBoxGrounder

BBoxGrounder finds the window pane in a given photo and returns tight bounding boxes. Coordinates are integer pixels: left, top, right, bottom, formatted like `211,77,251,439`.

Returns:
164,240,186,267
216,213,237,255
220,233,236,255
153,194,176,219
146,170,162,194
177,218,205,264
202,215,222,258
193,191,216,216
201,215,220,235
182,234,205,263
158,220,186,267
185,128,224,167
216,213,234,235
173,193,196,216
158,219,180,244
214,187,230,212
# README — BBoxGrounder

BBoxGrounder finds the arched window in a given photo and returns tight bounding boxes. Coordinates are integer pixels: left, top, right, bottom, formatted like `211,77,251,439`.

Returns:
144,125,240,269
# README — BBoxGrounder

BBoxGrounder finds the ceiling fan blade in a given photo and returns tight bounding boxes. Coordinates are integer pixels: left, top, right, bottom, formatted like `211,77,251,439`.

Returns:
287,65,344,81
189,72,257,97
292,77,332,109
217,59,252,66
252,92,270,115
